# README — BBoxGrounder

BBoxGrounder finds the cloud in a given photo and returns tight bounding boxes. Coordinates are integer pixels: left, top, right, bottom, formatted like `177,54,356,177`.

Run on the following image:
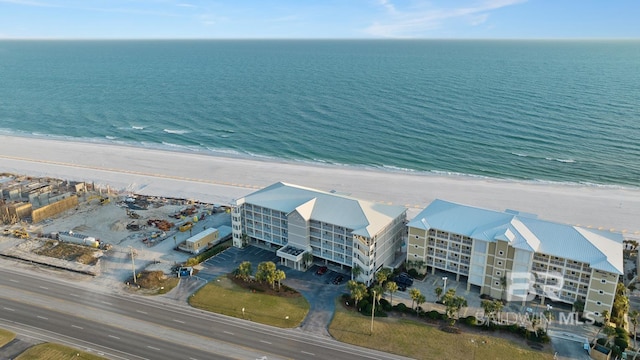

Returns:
365,0,527,38
176,3,196,8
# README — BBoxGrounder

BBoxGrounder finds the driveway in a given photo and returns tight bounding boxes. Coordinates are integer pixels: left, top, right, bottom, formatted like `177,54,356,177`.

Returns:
169,245,349,336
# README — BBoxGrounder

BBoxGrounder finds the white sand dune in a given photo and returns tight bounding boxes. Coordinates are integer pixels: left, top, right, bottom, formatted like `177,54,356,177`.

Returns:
1,135,639,235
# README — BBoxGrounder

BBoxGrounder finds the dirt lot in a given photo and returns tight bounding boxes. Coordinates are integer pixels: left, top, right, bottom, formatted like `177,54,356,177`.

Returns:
1,191,230,291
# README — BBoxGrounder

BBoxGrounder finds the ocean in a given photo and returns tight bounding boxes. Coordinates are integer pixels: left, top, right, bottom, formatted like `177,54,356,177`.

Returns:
1,40,639,187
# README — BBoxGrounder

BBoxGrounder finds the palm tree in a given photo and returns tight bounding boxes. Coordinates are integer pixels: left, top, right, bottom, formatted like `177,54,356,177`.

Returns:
630,310,639,360
409,288,421,310
274,269,286,290
500,275,507,301
592,310,610,344
351,264,363,281
302,252,314,270
386,281,398,306
543,309,555,332
415,294,426,315
371,285,384,305
375,268,391,285
442,289,467,326
235,261,252,282
435,287,443,302
347,280,367,308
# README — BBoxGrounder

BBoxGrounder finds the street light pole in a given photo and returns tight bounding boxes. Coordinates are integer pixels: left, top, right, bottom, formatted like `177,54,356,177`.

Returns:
442,276,448,293
371,290,376,335
129,246,137,284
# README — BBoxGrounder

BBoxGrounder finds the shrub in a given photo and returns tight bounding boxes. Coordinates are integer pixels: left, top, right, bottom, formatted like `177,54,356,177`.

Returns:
394,303,408,312
380,298,392,311
463,316,477,326
185,241,231,266
614,337,628,350
358,299,370,313
408,268,419,278
427,310,442,320
596,338,607,346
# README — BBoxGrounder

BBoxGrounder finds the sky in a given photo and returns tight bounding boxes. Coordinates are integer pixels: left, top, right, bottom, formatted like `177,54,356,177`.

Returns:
0,0,638,39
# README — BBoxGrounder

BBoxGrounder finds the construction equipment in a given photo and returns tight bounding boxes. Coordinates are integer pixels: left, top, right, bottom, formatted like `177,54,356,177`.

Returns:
179,221,193,232
126,209,140,219
100,197,110,205
13,228,29,239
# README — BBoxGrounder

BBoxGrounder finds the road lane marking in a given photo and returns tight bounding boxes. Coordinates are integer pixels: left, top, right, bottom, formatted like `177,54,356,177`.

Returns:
108,335,120,339
39,286,49,290
9,279,18,283
37,316,48,320
71,325,83,329
136,310,148,314
70,293,79,297
259,340,272,344
223,331,234,335
147,346,161,351
3,307,15,311
301,351,315,356
173,319,185,324
101,301,112,305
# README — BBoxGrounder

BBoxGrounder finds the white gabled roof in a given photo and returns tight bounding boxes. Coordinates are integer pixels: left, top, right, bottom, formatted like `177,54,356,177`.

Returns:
408,199,623,275
238,182,406,237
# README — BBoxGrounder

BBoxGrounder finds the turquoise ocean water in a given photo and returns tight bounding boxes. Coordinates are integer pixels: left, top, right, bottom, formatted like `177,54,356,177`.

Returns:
0,40,639,187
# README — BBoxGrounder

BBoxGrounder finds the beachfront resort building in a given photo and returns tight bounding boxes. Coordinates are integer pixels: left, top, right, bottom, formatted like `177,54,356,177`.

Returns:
407,199,623,319
231,182,407,285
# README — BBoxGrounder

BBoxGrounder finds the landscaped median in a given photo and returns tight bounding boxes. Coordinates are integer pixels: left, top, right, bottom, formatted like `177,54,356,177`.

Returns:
188,275,309,328
0,328,15,348
328,299,555,360
15,343,107,360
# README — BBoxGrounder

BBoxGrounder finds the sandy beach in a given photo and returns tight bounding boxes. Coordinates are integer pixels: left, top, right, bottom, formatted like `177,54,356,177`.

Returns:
1,134,639,235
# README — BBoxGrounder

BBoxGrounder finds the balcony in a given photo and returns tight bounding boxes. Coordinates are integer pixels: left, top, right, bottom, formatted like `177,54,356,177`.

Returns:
436,243,448,250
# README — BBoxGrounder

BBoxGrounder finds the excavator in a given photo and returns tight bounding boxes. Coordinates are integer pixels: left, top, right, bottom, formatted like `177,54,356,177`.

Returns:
13,227,29,239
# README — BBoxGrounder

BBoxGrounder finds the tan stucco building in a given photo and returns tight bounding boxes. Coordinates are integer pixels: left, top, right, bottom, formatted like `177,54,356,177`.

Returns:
231,182,407,285
407,199,623,319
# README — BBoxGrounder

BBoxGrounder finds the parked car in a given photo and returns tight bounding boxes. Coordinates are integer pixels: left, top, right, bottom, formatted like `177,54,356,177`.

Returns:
333,275,345,285
394,273,414,287
316,266,328,275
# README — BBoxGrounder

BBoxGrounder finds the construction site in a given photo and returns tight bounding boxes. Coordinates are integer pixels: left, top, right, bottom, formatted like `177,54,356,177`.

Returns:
0,173,232,284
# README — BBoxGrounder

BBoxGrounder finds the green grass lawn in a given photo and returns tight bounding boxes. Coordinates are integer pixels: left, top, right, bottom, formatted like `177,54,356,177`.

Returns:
0,328,15,348
15,343,107,360
189,276,309,328
329,300,554,360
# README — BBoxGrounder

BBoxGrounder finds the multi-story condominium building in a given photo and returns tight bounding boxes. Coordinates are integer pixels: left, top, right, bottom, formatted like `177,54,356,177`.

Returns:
407,199,623,319
231,182,407,285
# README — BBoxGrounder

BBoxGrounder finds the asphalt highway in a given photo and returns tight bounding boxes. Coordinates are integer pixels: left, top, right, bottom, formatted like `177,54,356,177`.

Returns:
0,267,411,360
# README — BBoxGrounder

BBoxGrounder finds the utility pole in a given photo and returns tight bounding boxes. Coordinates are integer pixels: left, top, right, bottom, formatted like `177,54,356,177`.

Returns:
130,246,137,284
371,290,376,335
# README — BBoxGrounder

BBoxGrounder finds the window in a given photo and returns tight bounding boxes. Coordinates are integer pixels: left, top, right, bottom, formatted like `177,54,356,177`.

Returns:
415,235,419,239
495,281,500,286
496,271,502,276
601,279,606,284
599,290,604,294
596,301,602,306
497,261,503,266
414,254,418,258
415,245,418,248
594,311,601,317
498,250,504,256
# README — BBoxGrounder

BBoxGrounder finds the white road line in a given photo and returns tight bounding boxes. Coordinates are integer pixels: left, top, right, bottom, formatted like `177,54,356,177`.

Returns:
301,351,315,356
108,335,120,339
39,286,49,290
71,325,83,329
3,307,15,312
9,279,18,283
223,331,234,335
69,293,79,297
136,310,148,314
259,340,272,344
147,346,161,351
173,319,185,324
37,316,48,320
101,301,112,305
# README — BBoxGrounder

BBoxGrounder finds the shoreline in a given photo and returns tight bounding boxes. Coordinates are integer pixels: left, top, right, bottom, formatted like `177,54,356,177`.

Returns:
1,134,640,235
2,131,637,191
